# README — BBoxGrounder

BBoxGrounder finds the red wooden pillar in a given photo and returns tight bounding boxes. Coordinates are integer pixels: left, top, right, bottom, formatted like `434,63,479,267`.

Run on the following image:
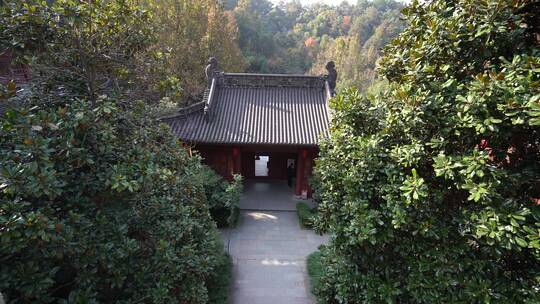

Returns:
295,149,307,196
304,151,313,197
295,148,315,198
232,147,241,176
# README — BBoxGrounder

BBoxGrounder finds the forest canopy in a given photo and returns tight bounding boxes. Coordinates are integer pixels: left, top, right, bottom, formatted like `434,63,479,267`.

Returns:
226,0,405,90
0,0,405,104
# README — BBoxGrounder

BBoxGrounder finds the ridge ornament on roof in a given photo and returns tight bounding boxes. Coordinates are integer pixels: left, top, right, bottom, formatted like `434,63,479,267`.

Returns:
205,57,219,88
203,57,220,121
325,61,338,96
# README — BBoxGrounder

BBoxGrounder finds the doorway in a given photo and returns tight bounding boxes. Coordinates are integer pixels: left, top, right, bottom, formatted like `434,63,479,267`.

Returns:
254,155,269,177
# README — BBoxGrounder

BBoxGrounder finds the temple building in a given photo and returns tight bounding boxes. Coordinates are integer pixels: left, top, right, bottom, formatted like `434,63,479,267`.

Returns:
162,59,336,198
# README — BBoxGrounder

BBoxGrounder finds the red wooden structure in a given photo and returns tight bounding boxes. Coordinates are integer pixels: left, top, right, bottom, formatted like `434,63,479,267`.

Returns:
195,144,318,197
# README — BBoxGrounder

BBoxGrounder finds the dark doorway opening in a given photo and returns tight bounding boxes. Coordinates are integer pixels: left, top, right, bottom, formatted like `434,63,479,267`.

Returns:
240,150,298,181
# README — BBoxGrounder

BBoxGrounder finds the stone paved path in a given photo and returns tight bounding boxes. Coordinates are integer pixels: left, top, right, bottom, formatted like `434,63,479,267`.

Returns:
240,180,317,211
220,210,329,304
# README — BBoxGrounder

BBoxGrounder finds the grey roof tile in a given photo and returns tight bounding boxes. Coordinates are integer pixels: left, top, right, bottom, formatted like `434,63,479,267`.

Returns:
162,73,331,146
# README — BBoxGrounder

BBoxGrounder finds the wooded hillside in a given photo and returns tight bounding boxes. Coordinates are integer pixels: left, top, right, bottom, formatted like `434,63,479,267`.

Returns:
225,0,405,90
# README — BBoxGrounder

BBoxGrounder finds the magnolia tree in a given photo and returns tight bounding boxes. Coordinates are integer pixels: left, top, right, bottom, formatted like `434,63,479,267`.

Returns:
0,1,233,302
313,0,539,302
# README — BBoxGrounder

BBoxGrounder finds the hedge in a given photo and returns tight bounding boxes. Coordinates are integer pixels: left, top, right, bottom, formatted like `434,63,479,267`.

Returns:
197,166,243,228
0,99,230,303
296,202,317,229
312,0,540,302
0,1,235,302
307,249,324,295
206,252,233,304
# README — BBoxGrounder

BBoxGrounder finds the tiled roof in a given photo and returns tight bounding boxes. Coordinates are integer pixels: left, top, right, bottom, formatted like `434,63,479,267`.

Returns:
162,73,332,146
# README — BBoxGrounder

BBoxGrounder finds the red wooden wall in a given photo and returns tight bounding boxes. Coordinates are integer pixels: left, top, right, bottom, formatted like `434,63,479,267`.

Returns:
195,144,317,197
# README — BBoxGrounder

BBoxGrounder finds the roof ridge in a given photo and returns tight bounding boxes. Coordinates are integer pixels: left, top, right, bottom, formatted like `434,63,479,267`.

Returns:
223,72,325,79
217,73,327,89
160,101,205,121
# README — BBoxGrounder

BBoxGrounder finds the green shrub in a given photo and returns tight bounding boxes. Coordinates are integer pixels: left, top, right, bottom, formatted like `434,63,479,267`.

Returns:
197,166,243,228
206,252,233,304
307,249,324,294
296,202,317,228
0,99,229,303
312,0,540,302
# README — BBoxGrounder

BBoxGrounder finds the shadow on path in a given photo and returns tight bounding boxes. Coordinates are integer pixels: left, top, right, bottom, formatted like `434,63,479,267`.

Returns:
240,180,316,211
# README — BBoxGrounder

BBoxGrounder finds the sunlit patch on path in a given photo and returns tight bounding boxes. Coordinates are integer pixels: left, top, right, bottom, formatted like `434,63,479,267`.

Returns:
247,212,278,221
